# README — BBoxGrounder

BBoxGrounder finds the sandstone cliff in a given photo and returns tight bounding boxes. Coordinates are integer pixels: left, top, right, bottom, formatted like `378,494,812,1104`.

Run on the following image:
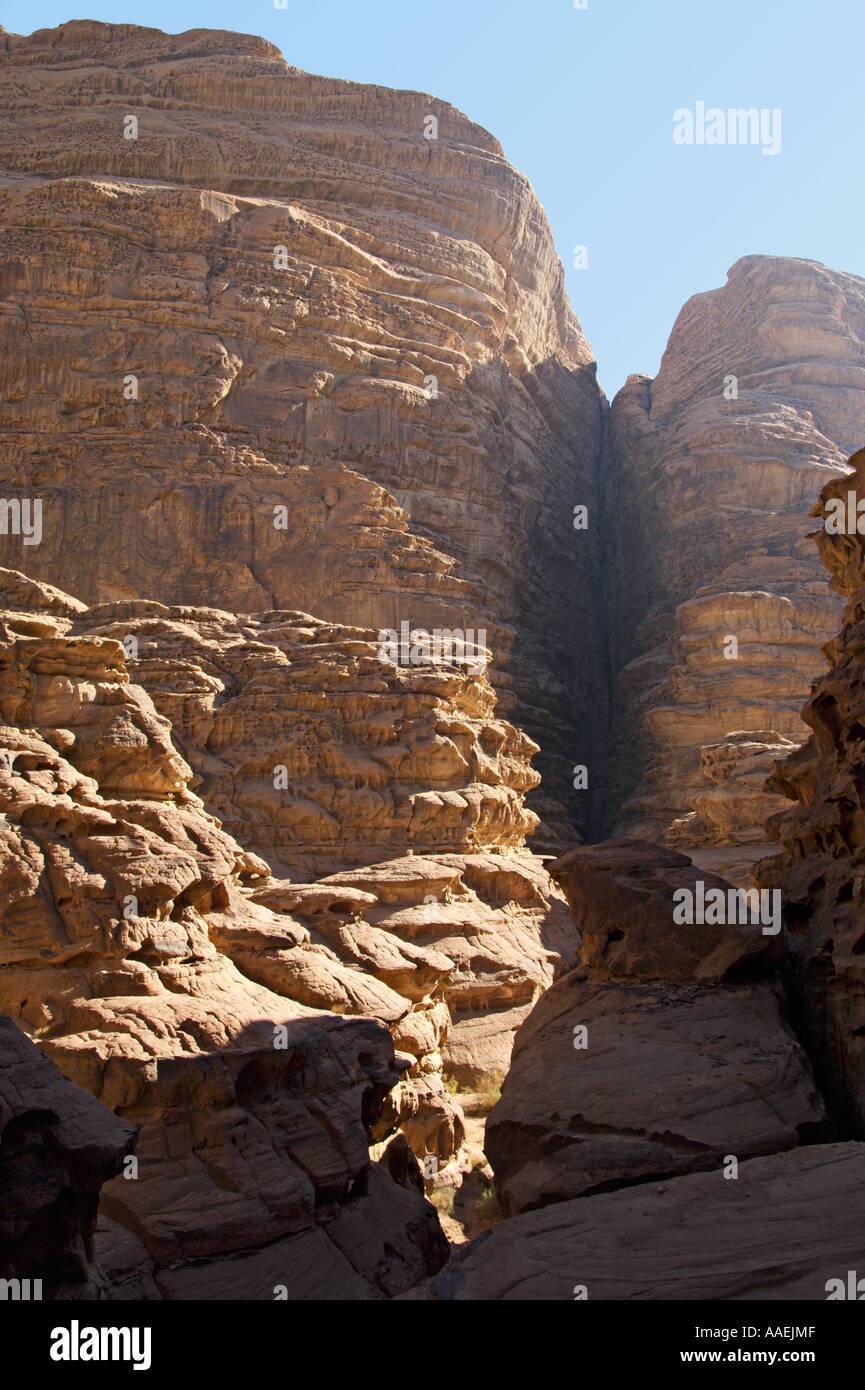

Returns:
0,19,607,839
2,18,865,1305
3,25,864,867
759,446,865,1138
606,255,865,880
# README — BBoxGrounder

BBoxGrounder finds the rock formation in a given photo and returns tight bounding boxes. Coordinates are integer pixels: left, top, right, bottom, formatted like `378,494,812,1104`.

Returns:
428,1143,865,1300
78,599,540,875
2,18,865,1306
0,18,608,839
759,446,865,1138
419,444,865,1300
420,824,864,1299
0,560,584,1289
2,25,864,866
0,567,451,1297
483,838,825,1216
0,1013,133,1299
606,255,865,880
487,975,825,1215
0,566,578,1093
549,838,772,984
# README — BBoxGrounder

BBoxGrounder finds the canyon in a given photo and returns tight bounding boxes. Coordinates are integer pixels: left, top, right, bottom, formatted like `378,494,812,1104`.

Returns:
0,18,864,1301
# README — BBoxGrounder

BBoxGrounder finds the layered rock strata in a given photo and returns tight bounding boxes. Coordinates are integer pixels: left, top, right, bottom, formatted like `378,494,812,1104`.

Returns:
0,568,450,1297
759,446,865,1137
316,851,577,1088
0,565,581,1292
0,569,578,1096
606,256,865,875
0,19,607,836
77,598,541,876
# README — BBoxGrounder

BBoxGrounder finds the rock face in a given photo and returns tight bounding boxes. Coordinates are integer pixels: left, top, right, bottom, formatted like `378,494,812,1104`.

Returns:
759,447,865,1138
78,599,541,876
605,255,865,879
486,974,825,1214
3,18,865,1306
483,838,824,1215
0,568,450,1297
0,568,578,1100
430,1143,865,1300
317,851,576,1088
0,1013,133,1300
549,838,771,984
2,25,864,866
0,18,607,838
0,564,583,1292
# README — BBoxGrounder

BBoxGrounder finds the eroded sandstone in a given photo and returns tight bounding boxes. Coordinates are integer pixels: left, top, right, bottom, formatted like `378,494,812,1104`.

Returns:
606,255,865,876
0,569,450,1297
429,1144,865,1300
759,445,865,1137
0,18,607,838
484,837,822,1216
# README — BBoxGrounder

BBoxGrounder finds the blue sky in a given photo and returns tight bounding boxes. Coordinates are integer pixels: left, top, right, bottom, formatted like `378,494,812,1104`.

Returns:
2,0,862,398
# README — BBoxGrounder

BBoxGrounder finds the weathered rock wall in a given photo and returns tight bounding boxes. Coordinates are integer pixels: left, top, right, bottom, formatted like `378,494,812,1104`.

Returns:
0,19,608,838
0,567,452,1297
78,598,541,876
759,446,865,1138
605,256,865,879
0,565,579,1289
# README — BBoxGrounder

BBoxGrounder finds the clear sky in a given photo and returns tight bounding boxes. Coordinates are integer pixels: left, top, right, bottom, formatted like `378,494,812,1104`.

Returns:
2,0,862,399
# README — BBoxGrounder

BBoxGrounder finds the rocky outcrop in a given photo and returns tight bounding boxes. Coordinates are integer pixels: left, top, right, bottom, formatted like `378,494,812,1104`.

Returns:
0,564,583,1287
759,446,865,1138
77,598,541,876
0,1013,133,1299
317,851,576,1088
0,568,450,1297
482,838,824,1215
0,567,578,1098
4,18,865,1306
549,838,771,983
428,1143,865,1300
485,973,825,1214
0,19,607,838
606,256,865,877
